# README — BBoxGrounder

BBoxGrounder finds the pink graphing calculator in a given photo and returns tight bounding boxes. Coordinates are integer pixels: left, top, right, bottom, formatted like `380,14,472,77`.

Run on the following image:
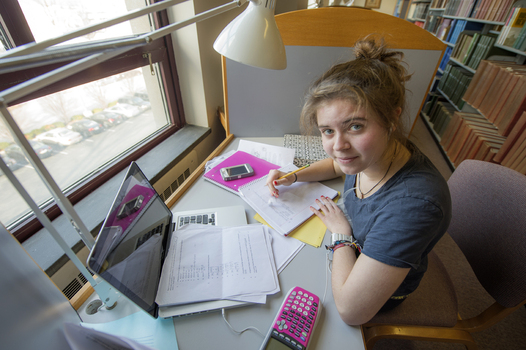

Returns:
259,286,322,350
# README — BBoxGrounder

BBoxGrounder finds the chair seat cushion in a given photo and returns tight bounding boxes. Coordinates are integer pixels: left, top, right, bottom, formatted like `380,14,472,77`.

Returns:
365,250,458,327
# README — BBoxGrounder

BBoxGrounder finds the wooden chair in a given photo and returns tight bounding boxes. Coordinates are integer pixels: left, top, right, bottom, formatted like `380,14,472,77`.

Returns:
221,7,446,137
363,160,526,349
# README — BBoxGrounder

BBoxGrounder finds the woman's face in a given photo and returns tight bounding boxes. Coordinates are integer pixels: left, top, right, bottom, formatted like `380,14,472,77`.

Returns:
317,98,390,175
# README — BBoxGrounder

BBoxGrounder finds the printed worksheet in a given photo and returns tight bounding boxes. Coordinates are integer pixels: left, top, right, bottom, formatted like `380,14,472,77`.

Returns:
155,224,278,307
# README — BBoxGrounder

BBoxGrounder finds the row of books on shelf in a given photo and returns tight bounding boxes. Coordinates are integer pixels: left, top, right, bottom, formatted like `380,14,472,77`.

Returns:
414,20,426,29
497,7,526,50
442,0,516,23
444,19,483,45
426,58,526,173
430,0,450,9
463,60,526,137
471,0,518,22
439,47,453,71
424,97,457,137
437,63,473,109
444,0,479,17
450,31,506,69
424,97,525,173
410,2,430,20
440,111,505,167
439,109,526,173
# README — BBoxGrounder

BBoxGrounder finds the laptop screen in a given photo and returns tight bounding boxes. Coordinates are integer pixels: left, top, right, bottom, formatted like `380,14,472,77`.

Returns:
87,162,173,318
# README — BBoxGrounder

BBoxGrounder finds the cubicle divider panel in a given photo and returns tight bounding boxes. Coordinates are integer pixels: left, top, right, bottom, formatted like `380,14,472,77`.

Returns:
222,7,446,138
225,46,443,137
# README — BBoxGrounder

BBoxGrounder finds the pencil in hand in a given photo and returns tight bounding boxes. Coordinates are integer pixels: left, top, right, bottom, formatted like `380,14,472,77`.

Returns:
278,164,310,180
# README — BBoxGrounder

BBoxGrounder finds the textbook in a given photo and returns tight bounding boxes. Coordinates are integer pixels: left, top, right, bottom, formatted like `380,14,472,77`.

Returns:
238,163,339,236
203,150,280,195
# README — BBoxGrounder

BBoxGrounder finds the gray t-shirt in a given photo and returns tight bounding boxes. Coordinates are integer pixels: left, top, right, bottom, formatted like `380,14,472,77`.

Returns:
343,143,451,296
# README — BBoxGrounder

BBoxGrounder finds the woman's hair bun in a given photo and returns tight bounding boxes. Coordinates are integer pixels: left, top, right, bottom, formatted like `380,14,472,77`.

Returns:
354,37,399,63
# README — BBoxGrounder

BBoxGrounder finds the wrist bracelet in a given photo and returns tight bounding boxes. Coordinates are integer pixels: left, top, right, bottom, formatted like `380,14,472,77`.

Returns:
332,243,348,252
325,241,361,253
292,173,298,184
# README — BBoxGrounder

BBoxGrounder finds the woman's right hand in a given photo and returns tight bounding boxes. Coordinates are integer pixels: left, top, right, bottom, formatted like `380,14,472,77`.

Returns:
266,169,295,198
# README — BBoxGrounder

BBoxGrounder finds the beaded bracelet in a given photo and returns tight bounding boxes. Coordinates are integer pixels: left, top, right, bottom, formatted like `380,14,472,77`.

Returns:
325,241,361,253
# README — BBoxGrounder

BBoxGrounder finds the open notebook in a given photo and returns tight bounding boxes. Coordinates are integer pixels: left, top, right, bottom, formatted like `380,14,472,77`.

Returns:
238,164,338,236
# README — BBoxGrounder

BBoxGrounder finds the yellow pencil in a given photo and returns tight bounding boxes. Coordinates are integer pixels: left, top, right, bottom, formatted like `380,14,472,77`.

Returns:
278,164,310,180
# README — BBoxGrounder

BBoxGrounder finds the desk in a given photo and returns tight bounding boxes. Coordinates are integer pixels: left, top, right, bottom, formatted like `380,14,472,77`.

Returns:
79,137,365,350
170,137,364,350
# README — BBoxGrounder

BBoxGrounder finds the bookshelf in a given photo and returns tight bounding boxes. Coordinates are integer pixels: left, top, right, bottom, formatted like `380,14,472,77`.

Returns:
404,0,526,173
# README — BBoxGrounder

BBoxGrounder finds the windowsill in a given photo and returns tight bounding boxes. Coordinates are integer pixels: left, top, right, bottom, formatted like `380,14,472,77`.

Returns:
22,125,211,275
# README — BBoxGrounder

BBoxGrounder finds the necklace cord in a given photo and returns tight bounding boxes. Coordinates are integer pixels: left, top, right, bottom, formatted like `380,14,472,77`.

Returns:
358,143,398,198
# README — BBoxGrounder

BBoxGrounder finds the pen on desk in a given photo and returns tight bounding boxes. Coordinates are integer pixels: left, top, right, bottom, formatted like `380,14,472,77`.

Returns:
278,164,310,180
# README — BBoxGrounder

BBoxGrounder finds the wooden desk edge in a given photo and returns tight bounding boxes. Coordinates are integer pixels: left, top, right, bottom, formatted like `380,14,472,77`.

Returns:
165,133,235,208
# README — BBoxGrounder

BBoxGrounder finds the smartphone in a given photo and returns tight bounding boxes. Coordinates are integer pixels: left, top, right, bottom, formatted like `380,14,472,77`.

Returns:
117,195,144,219
220,163,254,181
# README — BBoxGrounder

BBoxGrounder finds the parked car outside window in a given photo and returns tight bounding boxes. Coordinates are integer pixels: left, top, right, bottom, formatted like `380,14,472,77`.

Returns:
105,103,142,118
4,140,54,162
88,111,125,127
34,127,83,147
67,119,104,138
117,96,151,110
0,152,23,175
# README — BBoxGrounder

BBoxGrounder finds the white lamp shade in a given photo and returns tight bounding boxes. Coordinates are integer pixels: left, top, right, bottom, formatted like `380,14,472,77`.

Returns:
213,0,287,70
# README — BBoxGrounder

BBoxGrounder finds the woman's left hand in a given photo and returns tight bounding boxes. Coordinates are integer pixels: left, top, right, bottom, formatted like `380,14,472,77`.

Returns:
311,196,352,236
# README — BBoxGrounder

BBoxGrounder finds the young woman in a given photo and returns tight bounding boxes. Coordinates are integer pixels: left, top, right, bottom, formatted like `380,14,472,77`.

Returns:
266,38,451,326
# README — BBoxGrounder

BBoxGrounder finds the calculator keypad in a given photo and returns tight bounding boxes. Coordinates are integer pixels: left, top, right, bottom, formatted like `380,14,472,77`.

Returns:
271,287,320,350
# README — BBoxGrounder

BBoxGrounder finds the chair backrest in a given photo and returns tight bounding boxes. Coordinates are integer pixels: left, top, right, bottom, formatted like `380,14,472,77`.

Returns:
447,160,526,308
222,7,446,137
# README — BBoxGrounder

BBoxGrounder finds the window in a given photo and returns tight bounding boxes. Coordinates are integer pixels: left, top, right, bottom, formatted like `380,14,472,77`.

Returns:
0,0,184,243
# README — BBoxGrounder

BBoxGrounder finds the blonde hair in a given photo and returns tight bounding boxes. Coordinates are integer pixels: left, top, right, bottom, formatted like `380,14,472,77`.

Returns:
300,38,411,145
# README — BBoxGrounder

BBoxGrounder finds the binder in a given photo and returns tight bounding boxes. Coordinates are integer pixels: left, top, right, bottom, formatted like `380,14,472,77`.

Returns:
203,150,279,194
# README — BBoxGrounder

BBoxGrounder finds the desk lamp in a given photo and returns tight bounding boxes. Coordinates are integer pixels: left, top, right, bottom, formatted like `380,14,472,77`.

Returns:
0,0,285,311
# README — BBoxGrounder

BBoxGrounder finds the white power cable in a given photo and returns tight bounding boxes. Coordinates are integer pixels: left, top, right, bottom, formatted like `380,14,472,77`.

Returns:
221,308,265,337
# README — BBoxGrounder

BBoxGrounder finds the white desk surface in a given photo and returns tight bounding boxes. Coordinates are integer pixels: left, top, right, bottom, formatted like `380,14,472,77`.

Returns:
79,137,365,350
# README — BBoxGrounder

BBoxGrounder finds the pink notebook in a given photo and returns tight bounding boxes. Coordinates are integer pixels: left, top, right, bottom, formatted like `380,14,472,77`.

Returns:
203,151,279,194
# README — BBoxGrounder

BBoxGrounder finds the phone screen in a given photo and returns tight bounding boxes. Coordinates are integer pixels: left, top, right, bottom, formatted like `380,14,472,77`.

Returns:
228,165,249,176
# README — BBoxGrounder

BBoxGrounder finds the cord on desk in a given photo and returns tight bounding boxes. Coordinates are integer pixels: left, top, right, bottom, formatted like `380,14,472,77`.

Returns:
322,250,332,304
221,308,265,337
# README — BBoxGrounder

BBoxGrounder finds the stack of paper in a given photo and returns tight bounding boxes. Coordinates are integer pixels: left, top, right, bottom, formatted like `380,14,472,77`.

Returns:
155,224,281,307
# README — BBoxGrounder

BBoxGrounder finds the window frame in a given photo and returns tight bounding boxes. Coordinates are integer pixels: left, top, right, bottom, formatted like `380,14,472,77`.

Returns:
0,0,185,243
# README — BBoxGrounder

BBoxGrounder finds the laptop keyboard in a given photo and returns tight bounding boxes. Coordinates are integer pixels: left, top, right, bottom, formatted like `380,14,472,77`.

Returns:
177,212,216,229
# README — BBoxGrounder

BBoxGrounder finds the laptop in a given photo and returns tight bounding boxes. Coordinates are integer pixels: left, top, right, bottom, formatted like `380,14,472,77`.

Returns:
87,161,249,319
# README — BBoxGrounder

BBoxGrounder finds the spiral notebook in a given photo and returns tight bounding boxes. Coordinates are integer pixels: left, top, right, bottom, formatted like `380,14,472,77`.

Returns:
203,150,280,195
238,164,338,236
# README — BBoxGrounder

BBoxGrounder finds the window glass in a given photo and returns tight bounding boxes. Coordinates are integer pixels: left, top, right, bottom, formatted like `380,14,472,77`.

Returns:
1,64,169,227
0,64,170,227
0,0,182,240
17,0,149,44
